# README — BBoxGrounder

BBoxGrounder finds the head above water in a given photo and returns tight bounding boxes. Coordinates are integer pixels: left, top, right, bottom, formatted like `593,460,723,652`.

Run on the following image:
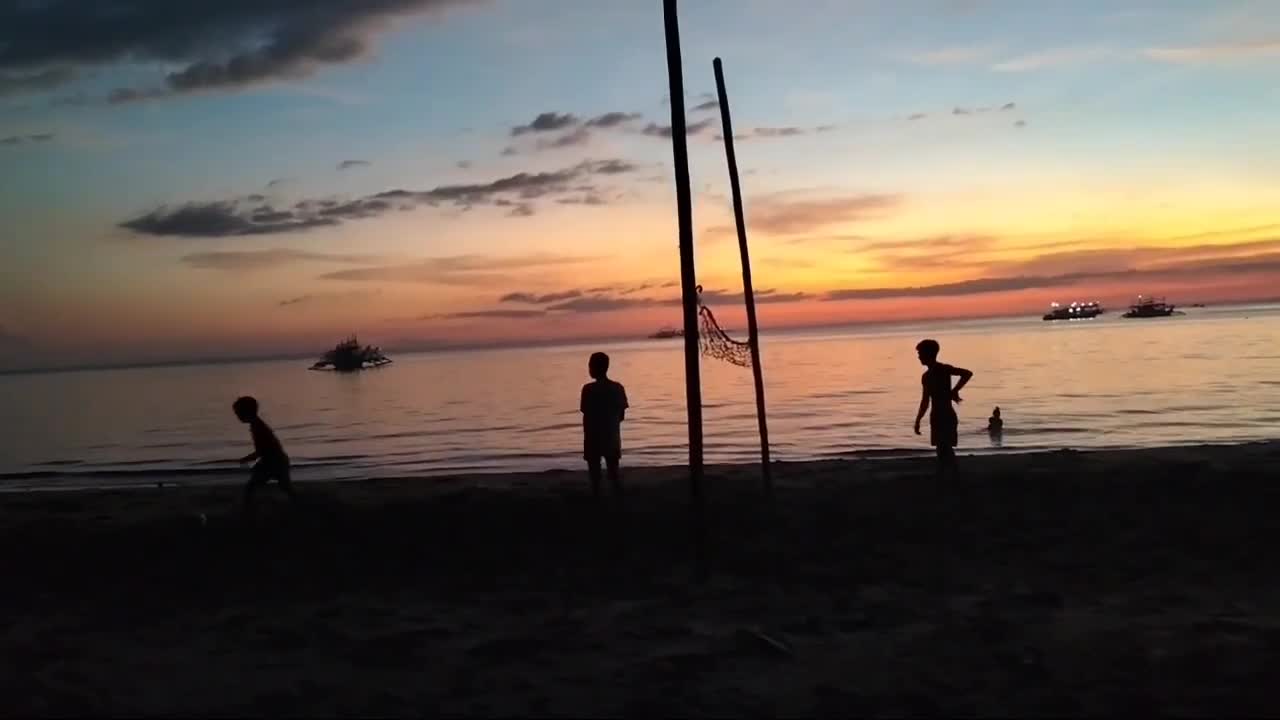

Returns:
992,406,1001,418
588,351,610,379
915,339,940,365
232,396,259,422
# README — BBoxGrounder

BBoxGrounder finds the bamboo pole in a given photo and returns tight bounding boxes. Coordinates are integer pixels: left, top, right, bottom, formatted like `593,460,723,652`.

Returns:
713,57,773,499
662,0,708,578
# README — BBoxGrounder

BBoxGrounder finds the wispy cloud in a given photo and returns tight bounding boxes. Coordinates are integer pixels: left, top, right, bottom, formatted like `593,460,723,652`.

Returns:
337,159,370,171
992,47,1113,72
641,118,715,138
904,45,999,66
320,254,598,286
511,111,579,135
428,308,549,320
279,289,381,307
740,192,903,236
182,249,378,271
0,132,54,147
120,159,641,237
1144,37,1280,63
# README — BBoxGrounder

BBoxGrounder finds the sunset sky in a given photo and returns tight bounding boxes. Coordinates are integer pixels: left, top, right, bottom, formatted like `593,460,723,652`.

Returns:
3,0,1279,369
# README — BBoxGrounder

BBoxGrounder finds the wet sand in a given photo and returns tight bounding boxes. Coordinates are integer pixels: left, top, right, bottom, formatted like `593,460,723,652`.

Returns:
3,443,1279,715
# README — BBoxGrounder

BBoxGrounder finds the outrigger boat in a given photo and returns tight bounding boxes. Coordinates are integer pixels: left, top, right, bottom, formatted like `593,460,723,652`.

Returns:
310,336,392,371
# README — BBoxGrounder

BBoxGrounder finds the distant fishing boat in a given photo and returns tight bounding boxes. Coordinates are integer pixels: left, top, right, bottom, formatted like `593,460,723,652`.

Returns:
1043,301,1104,321
649,326,685,339
1123,296,1179,318
310,336,392,371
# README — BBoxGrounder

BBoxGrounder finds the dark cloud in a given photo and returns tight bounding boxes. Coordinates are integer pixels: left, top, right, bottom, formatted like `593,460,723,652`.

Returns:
121,200,339,238
500,290,584,304
821,245,1280,302
752,126,805,138
337,159,370,170
692,99,719,112
430,309,548,320
641,118,715,138
908,113,928,121
1001,102,1017,111
0,66,75,96
374,159,635,211
501,146,519,157
278,289,381,307
0,1,478,102
545,295,674,313
122,159,640,237
266,178,291,188
556,192,609,206
456,160,472,169
584,111,641,128
511,112,579,136
536,286,813,314
536,125,591,150
1014,119,1027,128
1,131,54,146
320,254,597,285
181,248,376,271
952,107,971,115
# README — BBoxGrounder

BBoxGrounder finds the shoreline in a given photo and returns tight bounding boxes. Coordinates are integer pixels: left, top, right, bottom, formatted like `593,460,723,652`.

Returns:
5,435,1274,489
4,441,1279,714
3,438,1275,493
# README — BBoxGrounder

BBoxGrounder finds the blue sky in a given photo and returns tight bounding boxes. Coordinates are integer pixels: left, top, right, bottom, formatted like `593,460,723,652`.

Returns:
2,0,1279,368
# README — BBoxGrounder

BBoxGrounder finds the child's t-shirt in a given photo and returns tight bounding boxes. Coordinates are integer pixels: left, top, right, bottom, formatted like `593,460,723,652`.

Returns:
581,379,628,456
250,418,287,463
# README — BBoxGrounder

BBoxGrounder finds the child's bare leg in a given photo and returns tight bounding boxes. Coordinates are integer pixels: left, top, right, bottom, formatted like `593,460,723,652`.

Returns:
938,446,957,482
276,466,298,501
243,464,268,518
587,457,602,498
606,456,622,499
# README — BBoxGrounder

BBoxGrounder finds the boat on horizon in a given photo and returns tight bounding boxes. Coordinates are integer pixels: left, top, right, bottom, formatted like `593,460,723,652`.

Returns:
310,336,392,371
1123,295,1179,318
649,326,685,339
1043,301,1104,321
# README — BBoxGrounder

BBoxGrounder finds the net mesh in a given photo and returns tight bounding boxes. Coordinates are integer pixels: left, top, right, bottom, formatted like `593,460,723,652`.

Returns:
696,285,753,367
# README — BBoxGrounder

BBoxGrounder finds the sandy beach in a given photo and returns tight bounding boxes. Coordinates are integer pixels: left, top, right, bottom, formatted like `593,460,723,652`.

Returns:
3,442,1279,715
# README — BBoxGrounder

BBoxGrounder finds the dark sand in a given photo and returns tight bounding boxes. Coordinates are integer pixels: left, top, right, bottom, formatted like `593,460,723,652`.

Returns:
3,443,1280,715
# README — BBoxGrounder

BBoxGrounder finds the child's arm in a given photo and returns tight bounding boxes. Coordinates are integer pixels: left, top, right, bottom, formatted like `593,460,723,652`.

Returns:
618,385,629,422
913,384,929,434
951,366,973,401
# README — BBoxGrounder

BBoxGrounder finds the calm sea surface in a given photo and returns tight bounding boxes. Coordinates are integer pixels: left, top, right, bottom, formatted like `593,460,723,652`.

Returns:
3,305,1279,489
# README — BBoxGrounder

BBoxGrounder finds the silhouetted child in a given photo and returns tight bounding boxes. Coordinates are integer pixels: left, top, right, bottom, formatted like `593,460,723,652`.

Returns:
987,406,1004,446
581,352,628,499
233,396,296,517
913,339,973,480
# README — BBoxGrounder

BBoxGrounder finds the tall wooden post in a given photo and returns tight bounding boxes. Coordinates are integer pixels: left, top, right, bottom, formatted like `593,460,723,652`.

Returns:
662,0,707,578
713,57,773,499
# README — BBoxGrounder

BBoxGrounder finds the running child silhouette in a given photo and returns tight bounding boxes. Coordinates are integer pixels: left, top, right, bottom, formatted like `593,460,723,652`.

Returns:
580,352,629,499
912,339,973,480
233,396,296,517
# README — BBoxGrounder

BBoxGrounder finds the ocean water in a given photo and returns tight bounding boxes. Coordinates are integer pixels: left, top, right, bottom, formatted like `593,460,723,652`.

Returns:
3,304,1279,489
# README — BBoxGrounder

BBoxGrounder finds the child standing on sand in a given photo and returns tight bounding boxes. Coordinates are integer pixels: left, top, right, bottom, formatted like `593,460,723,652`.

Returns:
581,352,629,499
912,339,973,480
233,396,296,517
